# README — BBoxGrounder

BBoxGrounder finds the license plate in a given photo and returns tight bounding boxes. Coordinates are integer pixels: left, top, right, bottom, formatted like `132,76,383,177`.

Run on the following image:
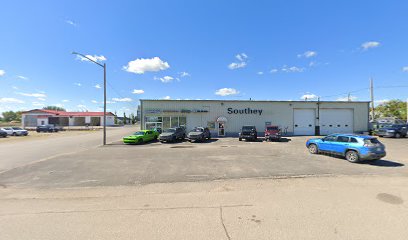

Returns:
376,147,381,151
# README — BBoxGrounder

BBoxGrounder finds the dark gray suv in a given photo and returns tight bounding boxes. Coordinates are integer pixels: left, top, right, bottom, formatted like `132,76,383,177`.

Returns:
159,127,186,142
187,127,211,142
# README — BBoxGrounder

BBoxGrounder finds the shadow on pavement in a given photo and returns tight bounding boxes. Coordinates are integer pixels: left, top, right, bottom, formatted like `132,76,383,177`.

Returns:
364,159,404,167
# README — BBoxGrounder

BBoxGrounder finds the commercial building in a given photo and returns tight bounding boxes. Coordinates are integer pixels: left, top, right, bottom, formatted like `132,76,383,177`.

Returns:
21,109,116,128
140,99,370,136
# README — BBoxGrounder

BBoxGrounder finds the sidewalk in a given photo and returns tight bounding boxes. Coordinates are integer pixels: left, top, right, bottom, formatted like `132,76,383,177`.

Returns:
0,175,407,240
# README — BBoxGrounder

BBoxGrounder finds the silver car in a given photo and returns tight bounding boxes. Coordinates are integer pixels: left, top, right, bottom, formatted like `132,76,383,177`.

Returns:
1,127,29,136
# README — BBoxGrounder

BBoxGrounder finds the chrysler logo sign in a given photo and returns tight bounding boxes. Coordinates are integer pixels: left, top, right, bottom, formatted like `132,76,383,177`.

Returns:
227,107,263,115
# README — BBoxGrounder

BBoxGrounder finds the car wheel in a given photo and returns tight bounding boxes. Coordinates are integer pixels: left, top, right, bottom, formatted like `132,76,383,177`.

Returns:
208,134,211,140
238,138,242,141
12,132,16,136
346,150,360,163
308,144,318,154
395,133,401,138
138,139,143,144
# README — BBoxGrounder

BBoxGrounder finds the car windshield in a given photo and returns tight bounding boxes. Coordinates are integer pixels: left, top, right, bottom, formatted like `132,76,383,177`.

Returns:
193,128,204,132
163,128,176,133
266,127,278,131
242,126,255,131
133,131,145,135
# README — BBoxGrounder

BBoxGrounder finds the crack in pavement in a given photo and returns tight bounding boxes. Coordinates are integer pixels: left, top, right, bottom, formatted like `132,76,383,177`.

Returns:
219,206,232,240
0,204,253,217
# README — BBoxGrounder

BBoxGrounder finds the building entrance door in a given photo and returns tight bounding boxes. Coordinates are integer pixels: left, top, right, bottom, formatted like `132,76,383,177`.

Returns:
218,122,225,136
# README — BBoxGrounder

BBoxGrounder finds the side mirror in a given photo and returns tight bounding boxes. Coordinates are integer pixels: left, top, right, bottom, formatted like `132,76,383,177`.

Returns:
321,138,325,142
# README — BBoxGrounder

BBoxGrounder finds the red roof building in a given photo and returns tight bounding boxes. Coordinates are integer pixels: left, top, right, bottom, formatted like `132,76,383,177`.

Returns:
21,109,116,127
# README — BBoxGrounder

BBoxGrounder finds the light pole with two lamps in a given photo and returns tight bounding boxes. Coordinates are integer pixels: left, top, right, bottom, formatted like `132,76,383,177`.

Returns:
72,51,107,145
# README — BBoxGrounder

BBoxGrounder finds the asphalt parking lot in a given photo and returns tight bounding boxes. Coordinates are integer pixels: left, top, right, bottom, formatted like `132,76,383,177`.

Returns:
0,133,406,188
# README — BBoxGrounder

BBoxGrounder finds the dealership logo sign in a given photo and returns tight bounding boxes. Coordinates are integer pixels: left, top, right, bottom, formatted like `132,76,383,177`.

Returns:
227,108,263,115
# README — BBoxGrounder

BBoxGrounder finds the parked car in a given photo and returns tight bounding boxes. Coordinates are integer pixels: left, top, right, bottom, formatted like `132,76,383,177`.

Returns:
376,124,407,138
0,129,7,138
264,125,281,141
36,125,60,133
187,127,211,142
1,127,28,136
239,125,257,141
159,127,186,142
123,130,159,144
306,134,386,163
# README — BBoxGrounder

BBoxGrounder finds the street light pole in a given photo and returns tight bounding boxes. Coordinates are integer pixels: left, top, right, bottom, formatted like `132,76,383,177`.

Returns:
72,51,107,145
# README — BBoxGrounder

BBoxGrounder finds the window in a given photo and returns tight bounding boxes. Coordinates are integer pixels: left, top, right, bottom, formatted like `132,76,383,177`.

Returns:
336,136,349,142
350,138,358,143
324,135,336,142
162,117,171,129
171,117,179,128
179,117,186,127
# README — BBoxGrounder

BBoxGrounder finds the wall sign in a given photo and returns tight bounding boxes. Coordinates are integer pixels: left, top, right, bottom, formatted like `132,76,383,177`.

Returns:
227,107,263,115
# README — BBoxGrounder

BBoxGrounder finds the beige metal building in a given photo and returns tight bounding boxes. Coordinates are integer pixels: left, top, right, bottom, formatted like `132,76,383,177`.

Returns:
140,99,370,137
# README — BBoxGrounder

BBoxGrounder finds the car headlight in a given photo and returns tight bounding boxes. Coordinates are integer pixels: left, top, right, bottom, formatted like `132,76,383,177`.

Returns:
387,130,395,132
251,133,255,135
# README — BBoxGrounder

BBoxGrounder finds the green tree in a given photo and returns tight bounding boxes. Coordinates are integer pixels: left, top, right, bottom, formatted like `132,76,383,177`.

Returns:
130,113,136,124
114,111,118,124
123,112,127,125
43,106,66,111
2,111,19,122
374,99,407,121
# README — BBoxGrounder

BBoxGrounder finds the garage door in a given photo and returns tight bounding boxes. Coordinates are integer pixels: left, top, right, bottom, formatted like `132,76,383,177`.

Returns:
294,109,316,135
320,109,353,135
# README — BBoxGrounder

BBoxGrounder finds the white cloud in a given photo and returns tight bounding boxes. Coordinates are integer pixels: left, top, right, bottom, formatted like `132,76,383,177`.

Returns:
12,86,18,90
37,98,46,101
0,98,24,103
337,96,357,101
65,20,76,26
94,84,101,89
179,71,190,77
54,103,64,108
375,99,390,105
74,83,82,87
106,100,116,104
32,102,45,107
17,75,28,80
77,55,106,63
228,53,248,70
123,57,170,74
0,70,5,76
156,75,174,83
77,104,87,110
402,66,408,72
300,93,318,100
62,99,70,103
270,69,278,73
297,51,317,58
228,62,247,70
282,66,304,73
91,100,98,104
162,96,171,100
257,71,264,75
132,89,144,94
215,88,240,96
361,41,380,50
112,97,132,102
17,92,47,98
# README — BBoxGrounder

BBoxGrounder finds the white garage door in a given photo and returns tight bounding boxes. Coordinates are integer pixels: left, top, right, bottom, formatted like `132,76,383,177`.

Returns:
294,109,316,135
320,109,353,135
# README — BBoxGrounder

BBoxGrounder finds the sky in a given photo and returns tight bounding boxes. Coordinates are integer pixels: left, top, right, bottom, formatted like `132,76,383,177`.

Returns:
1,0,408,115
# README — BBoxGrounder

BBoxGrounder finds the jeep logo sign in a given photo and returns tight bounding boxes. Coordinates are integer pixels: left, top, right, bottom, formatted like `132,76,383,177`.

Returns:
227,107,263,115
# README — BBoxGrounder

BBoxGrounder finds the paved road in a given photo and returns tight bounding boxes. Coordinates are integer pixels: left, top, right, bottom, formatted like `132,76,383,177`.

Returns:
0,126,137,173
0,136,406,188
0,176,407,240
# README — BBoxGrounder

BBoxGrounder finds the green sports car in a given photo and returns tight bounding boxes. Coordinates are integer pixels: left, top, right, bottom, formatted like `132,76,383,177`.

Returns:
123,130,159,144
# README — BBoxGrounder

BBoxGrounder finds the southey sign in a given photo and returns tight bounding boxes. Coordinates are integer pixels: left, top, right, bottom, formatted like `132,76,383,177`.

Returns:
227,107,263,115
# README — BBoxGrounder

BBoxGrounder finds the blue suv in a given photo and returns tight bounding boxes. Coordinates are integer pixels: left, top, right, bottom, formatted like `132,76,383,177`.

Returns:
306,134,386,163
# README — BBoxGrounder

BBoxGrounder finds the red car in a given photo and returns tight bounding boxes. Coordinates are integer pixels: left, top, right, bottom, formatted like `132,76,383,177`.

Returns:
264,125,281,141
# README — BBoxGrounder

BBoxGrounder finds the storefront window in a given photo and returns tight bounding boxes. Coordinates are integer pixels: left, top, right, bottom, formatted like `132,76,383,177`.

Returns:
162,117,171,129
171,116,179,128
207,121,215,130
179,117,186,127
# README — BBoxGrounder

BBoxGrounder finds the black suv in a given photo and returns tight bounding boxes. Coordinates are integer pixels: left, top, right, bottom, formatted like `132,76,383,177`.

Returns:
239,125,257,141
376,124,407,138
187,127,211,142
159,127,186,142
36,125,60,133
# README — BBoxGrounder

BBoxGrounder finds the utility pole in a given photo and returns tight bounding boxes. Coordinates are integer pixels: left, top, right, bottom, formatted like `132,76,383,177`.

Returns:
348,93,351,102
370,78,375,121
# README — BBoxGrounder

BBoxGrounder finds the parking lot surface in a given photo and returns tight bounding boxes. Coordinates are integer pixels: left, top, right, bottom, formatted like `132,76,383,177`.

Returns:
0,133,406,188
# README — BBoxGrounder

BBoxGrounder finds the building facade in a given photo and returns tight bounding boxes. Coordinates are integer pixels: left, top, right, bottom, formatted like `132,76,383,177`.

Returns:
21,109,116,128
140,100,370,136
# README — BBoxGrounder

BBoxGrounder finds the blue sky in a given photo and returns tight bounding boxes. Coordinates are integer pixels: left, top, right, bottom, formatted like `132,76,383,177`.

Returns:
1,0,408,115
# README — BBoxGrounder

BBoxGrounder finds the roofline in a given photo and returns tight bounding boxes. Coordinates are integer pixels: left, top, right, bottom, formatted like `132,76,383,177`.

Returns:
139,99,370,103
